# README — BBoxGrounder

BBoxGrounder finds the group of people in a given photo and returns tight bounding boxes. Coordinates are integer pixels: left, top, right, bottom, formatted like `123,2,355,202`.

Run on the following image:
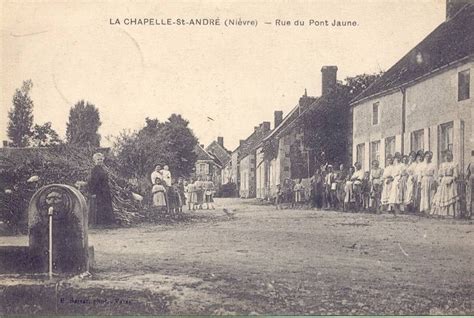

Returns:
277,150,471,218
185,176,216,210
150,164,216,212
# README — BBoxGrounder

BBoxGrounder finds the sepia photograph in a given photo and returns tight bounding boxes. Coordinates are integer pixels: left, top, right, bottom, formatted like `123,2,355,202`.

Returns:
0,0,473,315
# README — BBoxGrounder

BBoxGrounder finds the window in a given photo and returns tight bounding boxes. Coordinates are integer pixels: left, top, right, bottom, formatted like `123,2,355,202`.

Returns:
372,102,380,125
439,122,453,163
385,136,396,160
458,69,470,101
370,140,380,164
356,143,365,166
197,163,209,175
411,129,424,152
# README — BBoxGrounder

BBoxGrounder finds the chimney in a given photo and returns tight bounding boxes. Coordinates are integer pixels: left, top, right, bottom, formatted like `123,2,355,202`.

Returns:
217,136,224,147
239,139,245,147
254,126,259,132
321,65,338,96
274,111,283,128
262,121,271,132
2,140,8,148
446,0,470,20
200,144,204,148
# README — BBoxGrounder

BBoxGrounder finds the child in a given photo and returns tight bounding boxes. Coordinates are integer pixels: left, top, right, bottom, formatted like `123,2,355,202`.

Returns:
187,178,196,210
293,179,305,208
204,176,215,210
361,171,371,211
194,177,204,210
275,184,283,210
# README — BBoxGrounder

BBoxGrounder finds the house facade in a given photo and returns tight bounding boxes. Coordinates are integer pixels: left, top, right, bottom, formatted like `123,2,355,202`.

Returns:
193,144,222,184
258,65,352,199
352,2,473,173
238,122,271,198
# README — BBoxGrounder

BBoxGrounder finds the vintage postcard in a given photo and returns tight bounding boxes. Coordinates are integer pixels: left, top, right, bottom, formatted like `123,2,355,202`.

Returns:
0,0,473,315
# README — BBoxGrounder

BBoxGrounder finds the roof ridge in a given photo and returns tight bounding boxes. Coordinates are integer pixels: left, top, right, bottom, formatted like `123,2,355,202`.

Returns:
351,3,474,105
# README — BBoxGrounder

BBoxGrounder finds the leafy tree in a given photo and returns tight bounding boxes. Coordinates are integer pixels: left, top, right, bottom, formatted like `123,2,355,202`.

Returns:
160,114,198,177
302,72,383,169
343,72,384,97
7,80,34,147
66,100,101,147
31,122,62,147
112,115,198,179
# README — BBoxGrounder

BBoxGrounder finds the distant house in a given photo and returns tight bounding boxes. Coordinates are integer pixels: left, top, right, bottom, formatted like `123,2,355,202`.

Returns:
193,144,222,185
205,137,231,190
351,1,473,172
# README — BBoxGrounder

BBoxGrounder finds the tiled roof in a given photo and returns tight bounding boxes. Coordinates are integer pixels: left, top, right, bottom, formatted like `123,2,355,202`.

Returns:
239,128,272,160
194,144,214,161
263,96,319,141
205,141,231,166
352,3,474,104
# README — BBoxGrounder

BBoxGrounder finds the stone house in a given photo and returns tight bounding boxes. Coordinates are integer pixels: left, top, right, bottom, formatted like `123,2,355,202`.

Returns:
193,144,222,185
238,122,272,198
259,65,353,199
351,1,473,173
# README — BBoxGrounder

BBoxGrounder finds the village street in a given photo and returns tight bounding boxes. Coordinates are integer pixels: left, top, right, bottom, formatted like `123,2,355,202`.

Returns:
1,198,473,315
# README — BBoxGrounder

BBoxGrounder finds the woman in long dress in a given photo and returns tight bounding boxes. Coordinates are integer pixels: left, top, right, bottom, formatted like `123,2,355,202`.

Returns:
388,153,403,214
420,151,437,214
435,151,458,217
404,151,417,212
88,152,115,226
381,156,394,212
413,151,425,212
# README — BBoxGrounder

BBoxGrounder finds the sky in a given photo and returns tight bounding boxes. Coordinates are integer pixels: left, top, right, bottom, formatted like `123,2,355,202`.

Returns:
1,0,446,151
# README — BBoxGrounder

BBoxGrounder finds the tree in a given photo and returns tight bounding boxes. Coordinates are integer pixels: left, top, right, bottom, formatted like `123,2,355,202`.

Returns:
160,114,198,177
31,122,62,147
66,100,101,147
343,72,384,97
302,72,384,168
7,80,34,147
113,114,198,179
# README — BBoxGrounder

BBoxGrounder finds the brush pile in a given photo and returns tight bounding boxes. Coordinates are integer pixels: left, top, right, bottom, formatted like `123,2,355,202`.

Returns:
0,145,146,233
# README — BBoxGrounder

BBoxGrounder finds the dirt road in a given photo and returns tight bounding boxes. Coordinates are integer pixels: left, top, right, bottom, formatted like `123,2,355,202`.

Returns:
1,198,473,315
